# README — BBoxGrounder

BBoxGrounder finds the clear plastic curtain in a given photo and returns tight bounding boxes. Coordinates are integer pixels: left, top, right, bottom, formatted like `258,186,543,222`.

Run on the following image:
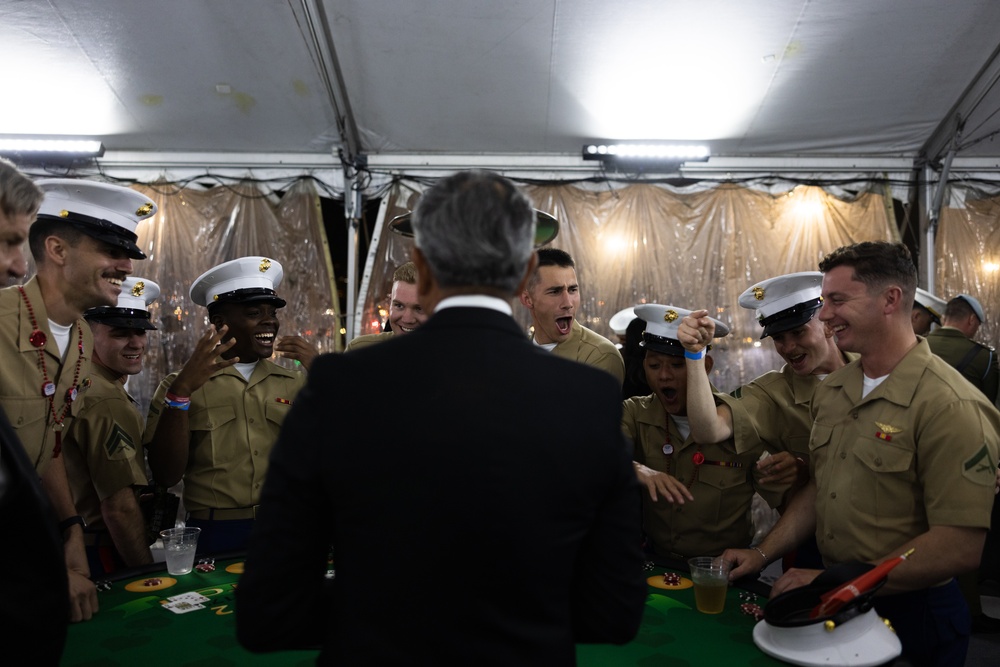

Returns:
128,179,339,414
358,180,898,392
937,190,1000,352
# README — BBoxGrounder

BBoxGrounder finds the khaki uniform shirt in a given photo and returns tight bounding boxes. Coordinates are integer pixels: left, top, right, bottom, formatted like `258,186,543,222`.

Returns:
811,339,1000,565
552,320,624,385
926,327,999,404
622,393,787,559
144,360,306,511
732,352,858,459
62,364,148,529
345,331,393,352
0,278,93,473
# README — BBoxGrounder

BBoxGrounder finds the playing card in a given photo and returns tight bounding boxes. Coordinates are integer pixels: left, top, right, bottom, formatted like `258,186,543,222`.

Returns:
162,599,205,614
166,592,210,605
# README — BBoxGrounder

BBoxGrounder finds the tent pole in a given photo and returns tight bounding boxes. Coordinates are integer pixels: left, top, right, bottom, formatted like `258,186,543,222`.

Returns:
345,170,361,342
925,147,957,296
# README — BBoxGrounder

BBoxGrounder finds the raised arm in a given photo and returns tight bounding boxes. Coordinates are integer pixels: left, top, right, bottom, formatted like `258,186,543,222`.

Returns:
677,310,734,443
145,325,237,486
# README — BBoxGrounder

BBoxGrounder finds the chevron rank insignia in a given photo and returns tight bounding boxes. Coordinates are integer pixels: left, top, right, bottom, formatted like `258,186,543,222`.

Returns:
103,424,137,458
963,444,997,485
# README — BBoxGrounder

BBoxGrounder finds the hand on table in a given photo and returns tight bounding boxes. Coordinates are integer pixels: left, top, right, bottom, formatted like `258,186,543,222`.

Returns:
68,568,98,622
769,567,822,597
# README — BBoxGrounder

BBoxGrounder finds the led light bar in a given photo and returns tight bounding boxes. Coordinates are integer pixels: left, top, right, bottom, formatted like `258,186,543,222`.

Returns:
0,137,105,157
582,143,710,162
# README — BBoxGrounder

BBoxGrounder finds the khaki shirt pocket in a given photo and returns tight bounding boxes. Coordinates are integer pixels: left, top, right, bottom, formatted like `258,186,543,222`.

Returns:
264,400,292,427
849,437,917,518
189,404,238,464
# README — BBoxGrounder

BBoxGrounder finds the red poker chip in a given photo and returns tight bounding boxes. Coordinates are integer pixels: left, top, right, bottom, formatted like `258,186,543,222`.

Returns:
143,578,162,587
663,573,682,586
195,563,216,572
740,602,764,620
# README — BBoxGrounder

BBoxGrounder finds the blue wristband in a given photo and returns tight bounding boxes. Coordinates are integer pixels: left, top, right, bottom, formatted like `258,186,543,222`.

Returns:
684,349,706,361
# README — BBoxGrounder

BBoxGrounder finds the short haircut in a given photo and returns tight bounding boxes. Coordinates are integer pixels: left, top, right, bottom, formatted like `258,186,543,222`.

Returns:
0,157,43,219
411,170,535,293
392,261,418,284
27,217,84,262
526,247,575,292
536,247,574,269
818,241,916,302
944,296,976,321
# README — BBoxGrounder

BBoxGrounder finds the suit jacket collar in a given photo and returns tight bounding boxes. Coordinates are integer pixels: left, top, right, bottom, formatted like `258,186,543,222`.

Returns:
420,305,526,340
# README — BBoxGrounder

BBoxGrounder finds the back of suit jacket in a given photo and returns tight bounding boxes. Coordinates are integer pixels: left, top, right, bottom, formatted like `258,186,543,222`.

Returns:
237,306,647,665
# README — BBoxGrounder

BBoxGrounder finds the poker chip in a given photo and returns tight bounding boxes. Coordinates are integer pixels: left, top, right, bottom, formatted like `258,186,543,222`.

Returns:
95,580,112,592
195,563,216,573
739,591,757,603
663,572,682,586
143,578,162,587
740,602,764,621
643,561,655,572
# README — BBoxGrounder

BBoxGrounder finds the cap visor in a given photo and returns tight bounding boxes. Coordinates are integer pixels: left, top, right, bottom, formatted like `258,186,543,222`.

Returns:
760,308,817,339
87,316,156,330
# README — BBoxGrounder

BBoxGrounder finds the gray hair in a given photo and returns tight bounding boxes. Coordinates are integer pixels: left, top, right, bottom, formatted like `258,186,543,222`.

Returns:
0,157,43,219
411,170,535,293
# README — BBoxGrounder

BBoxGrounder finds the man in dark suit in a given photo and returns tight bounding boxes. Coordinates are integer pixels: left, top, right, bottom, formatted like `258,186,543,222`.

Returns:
236,170,647,665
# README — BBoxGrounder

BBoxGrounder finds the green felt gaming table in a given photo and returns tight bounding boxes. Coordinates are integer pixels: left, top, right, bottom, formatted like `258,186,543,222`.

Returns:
61,557,783,666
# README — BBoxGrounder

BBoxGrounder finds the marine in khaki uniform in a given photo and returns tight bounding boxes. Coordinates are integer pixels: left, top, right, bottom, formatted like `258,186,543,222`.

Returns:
0,276,92,470
724,242,1000,667
63,277,160,577
926,294,998,404
0,177,154,624
682,273,853,569
623,304,787,559
520,247,624,384
0,157,68,660
346,261,426,352
924,293,1000,632
729,273,854,486
144,256,314,555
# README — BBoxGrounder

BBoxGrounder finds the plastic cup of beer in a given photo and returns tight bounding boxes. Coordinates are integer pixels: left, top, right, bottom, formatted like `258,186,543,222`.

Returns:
160,526,201,575
688,556,731,614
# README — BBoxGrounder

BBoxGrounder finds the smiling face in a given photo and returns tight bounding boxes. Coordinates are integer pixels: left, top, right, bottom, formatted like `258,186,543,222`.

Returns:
521,264,580,345
91,323,148,377
211,301,281,363
818,265,885,355
388,280,426,335
62,234,134,313
769,314,842,376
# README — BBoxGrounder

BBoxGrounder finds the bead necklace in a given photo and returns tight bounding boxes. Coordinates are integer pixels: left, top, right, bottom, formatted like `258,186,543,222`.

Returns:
18,286,85,455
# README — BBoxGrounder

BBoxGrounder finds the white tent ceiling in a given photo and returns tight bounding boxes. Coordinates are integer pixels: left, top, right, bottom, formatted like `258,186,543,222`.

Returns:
3,0,1000,185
